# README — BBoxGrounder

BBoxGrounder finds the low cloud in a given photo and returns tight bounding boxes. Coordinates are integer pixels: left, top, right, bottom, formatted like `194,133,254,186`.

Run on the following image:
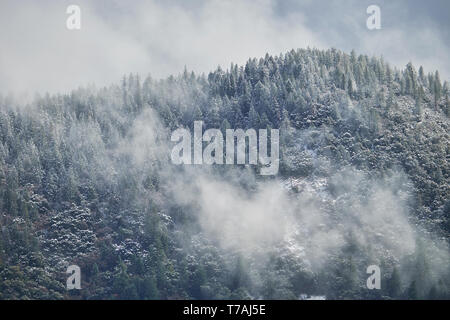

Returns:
1,0,447,95
166,166,436,272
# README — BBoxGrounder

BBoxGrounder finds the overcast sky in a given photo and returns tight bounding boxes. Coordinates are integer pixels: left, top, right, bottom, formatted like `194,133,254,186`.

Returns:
0,0,449,95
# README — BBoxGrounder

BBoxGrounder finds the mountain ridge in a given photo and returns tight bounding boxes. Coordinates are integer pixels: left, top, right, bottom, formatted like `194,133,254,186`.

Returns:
0,47,448,299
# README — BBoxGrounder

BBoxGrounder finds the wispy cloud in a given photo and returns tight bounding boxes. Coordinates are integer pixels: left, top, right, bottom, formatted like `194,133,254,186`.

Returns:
0,0,448,94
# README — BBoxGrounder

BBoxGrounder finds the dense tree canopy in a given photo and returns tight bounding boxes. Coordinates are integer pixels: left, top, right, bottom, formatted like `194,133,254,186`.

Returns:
0,48,449,299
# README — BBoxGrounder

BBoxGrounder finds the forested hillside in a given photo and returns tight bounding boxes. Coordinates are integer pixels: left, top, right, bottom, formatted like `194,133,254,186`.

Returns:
0,48,449,299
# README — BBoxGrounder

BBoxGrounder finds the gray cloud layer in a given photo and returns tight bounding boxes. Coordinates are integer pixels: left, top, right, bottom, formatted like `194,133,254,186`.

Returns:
0,0,448,95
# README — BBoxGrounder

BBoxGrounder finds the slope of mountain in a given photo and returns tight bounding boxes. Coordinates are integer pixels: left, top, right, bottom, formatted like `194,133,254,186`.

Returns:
0,48,448,299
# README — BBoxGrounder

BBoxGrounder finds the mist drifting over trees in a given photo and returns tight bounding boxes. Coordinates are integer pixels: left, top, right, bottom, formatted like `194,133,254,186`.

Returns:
0,48,449,299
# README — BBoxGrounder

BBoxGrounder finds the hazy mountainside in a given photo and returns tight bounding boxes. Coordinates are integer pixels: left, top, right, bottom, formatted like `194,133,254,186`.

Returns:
0,48,449,299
